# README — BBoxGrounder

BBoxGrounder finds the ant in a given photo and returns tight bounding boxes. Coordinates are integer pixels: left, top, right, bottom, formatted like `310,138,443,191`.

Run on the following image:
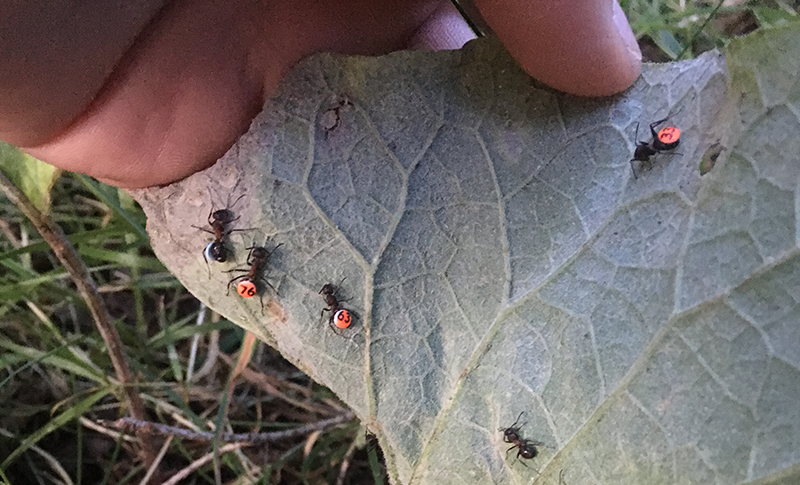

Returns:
319,279,354,332
320,96,353,139
226,240,282,314
630,117,682,179
499,412,546,466
364,429,381,453
192,191,249,275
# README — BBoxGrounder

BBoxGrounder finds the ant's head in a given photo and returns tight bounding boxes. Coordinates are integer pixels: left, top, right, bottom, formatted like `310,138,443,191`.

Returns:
211,208,237,224
250,246,270,261
319,283,336,296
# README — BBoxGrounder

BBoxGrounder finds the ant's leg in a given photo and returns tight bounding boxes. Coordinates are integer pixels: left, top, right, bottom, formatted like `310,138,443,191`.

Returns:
327,317,346,337
334,277,351,303
527,440,549,449
246,246,255,265
222,268,249,274
202,247,211,279
263,279,278,296
227,275,245,295
227,193,245,211
191,225,215,235
649,117,669,137
269,242,284,256
629,159,639,179
510,411,525,429
206,187,216,225
259,294,265,316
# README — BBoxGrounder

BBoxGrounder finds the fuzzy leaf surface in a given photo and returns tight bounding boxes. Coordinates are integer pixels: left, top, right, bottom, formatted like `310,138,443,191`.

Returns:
135,27,800,485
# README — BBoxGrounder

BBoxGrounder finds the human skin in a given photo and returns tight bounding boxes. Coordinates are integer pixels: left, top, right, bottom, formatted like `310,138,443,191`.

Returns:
0,0,641,188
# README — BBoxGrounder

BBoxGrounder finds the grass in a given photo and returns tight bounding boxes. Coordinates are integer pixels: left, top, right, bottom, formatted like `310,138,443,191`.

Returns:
0,170,384,484
0,2,783,483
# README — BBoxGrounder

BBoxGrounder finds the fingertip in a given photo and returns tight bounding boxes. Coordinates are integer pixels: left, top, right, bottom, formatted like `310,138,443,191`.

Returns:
611,0,642,69
405,0,477,51
476,0,642,97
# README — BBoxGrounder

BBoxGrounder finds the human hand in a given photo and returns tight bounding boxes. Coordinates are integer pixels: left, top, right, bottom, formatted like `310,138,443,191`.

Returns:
0,0,641,188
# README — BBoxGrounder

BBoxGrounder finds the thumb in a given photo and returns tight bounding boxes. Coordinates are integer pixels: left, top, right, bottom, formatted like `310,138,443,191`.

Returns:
475,0,641,97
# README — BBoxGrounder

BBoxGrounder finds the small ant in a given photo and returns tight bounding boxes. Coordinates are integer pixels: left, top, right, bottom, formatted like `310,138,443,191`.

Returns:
364,429,380,452
319,280,354,332
226,240,282,314
630,117,682,179
499,412,546,465
192,192,249,275
320,96,353,139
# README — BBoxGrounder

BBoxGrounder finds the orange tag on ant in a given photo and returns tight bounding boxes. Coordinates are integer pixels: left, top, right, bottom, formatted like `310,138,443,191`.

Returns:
657,127,680,144
237,281,257,298
334,309,352,329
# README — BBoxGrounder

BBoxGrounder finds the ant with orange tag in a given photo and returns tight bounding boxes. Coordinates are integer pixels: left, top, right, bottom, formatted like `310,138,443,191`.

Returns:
226,239,282,314
319,279,354,333
630,117,682,179
192,191,250,276
499,412,547,466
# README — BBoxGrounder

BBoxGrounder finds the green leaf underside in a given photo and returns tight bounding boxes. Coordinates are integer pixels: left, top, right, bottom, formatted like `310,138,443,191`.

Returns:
0,142,60,214
134,26,800,485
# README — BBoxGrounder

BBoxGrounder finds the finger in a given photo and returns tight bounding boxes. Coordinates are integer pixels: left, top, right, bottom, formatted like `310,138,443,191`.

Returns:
0,1,164,145
14,0,446,188
474,0,641,96
20,0,268,188
404,0,477,51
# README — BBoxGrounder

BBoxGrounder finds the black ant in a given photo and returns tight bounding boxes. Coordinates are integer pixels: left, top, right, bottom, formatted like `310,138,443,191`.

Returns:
319,279,354,331
226,240,282,314
192,191,249,275
630,117,682,179
499,412,546,465
364,429,381,453
320,96,353,139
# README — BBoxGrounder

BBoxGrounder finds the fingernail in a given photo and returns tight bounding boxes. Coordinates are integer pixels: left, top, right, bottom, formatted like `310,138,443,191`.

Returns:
612,0,642,64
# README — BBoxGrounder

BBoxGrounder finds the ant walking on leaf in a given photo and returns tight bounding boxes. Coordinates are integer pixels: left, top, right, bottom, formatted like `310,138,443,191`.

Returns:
319,279,355,334
226,239,282,315
499,412,548,468
193,190,250,276
630,118,682,179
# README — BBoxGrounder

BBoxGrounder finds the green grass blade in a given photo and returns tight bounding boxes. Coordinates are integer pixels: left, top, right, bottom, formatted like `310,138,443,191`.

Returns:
1,388,109,468
72,174,148,242
0,337,107,384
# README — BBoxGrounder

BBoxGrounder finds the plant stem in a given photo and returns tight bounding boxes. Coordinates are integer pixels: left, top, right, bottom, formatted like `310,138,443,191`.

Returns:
0,169,155,464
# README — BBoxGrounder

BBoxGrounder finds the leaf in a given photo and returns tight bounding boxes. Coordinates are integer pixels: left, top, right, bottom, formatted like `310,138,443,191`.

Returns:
133,25,800,485
654,28,683,59
0,142,61,214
